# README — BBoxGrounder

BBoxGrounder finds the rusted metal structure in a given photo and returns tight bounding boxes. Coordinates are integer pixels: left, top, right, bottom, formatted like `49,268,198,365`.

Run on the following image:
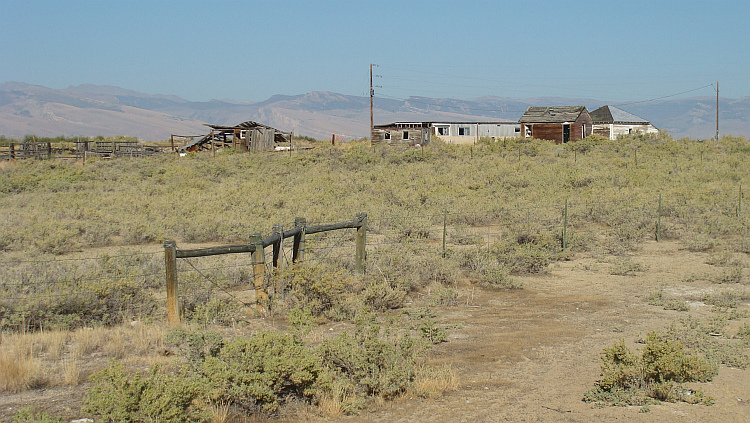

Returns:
177,121,292,153
519,106,593,143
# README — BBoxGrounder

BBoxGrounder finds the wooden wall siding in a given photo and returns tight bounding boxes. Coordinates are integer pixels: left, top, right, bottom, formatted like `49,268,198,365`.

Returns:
529,124,563,142
373,128,429,145
250,128,276,151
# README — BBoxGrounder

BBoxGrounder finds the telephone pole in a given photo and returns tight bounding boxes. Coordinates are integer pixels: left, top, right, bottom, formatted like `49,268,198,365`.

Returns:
715,80,719,141
370,63,374,143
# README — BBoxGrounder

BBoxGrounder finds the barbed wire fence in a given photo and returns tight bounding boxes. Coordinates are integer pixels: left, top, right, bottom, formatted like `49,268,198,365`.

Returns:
1,189,747,332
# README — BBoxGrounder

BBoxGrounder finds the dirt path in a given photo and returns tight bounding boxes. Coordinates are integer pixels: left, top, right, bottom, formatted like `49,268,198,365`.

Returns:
327,241,750,422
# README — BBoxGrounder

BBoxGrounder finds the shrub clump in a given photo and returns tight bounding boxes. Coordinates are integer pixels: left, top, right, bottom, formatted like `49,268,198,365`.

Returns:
83,361,207,423
584,333,718,407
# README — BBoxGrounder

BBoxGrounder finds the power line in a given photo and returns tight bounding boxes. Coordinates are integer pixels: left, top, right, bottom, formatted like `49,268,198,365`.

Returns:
613,84,714,106
376,82,715,115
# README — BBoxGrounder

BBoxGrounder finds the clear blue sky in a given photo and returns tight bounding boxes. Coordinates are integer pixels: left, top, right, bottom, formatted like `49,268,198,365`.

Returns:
2,0,748,103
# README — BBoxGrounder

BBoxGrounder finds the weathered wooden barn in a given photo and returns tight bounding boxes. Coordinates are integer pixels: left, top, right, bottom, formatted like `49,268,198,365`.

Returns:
519,106,593,143
177,121,291,153
373,121,520,146
372,122,431,146
590,105,659,140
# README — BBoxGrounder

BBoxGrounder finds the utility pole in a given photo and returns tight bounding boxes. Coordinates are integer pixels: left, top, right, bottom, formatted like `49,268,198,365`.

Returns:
715,80,719,141
370,63,374,143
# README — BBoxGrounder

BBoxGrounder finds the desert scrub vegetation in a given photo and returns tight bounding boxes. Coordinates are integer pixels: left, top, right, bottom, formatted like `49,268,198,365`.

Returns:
2,133,750,418
585,313,750,408
1,134,749,256
584,333,717,407
82,313,447,421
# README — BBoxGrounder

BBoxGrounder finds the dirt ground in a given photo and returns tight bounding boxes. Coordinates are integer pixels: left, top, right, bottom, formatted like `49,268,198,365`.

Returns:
325,240,750,423
2,240,749,422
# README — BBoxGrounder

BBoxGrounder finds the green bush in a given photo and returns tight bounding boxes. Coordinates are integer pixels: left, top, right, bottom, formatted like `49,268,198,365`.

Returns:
319,322,422,399
83,361,207,423
273,264,352,319
200,331,321,412
584,332,717,407
11,407,64,423
0,278,158,331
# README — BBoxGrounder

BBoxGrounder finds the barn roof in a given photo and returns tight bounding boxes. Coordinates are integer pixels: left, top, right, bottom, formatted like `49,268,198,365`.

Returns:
205,121,284,131
519,106,588,123
590,105,650,124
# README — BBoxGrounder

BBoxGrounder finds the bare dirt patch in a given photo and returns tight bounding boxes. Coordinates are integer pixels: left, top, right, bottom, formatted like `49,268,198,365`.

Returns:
323,241,750,422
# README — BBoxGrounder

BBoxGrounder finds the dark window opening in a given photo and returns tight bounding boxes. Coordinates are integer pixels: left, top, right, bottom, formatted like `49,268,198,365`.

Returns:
562,124,571,143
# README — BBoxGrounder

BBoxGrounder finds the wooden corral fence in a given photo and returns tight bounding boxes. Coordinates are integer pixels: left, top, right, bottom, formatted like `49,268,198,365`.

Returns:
163,213,367,326
0,142,52,160
75,140,165,159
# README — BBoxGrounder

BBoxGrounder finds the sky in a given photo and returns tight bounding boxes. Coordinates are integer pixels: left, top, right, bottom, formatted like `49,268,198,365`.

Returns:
1,0,749,103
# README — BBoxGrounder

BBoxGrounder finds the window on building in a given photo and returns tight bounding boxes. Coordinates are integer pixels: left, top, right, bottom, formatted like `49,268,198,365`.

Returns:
515,127,521,133
403,131,409,140
435,126,449,136
458,126,470,136
384,132,391,140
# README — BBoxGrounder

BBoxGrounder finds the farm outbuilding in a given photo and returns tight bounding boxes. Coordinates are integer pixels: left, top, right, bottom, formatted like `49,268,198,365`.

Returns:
373,121,520,146
590,105,659,140
177,121,292,153
519,106,593,143
372,122,431,146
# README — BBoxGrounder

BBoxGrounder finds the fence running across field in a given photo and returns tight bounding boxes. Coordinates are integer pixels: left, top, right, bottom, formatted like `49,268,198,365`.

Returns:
1,191,747,331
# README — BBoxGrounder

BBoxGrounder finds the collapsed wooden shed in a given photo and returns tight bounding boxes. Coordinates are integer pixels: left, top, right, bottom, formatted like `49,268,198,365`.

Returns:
177,121,291,153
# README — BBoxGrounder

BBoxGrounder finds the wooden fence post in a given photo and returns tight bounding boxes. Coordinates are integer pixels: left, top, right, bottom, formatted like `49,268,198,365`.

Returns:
562,198,569,250
442,209,448,258
272,224,283,269
738,184,743,218
355,212,367,274
656,192,662,242
250,233,267,312
293,217,306,263
163,240,180,327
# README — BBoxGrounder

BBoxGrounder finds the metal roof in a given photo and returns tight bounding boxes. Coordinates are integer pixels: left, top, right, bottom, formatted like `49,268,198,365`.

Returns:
590,105,650,124
518,106,587,123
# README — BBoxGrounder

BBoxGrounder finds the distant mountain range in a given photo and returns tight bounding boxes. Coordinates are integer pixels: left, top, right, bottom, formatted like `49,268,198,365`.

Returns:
1,82,748,141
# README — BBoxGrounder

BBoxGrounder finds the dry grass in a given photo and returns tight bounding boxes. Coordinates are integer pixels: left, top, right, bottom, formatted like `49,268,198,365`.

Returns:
413,364,459,398
0,335,42,393
208,401,232,423
60,357,80,386
0,323,167,393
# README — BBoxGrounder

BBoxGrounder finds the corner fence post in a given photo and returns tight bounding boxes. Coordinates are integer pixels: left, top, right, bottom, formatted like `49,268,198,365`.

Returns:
293,217,306,263
355,212,367,274
163,240,180,327
250,233,267,312
272,224,283,269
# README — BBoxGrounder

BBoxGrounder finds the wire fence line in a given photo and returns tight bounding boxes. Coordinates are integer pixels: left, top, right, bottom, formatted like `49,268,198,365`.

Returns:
1,192,748,327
